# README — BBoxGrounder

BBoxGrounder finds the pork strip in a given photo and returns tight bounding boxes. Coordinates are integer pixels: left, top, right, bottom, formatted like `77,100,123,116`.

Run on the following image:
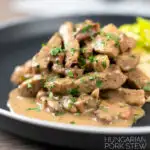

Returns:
125,68,150,89
59,22,80,68
11,60,33,85
32,33,62,70
92,35,119,58
117,53,140,71
18,75,43,97
75,20,100,41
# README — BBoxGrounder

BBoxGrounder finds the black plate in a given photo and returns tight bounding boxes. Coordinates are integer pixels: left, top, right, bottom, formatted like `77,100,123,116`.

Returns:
0,15,150,149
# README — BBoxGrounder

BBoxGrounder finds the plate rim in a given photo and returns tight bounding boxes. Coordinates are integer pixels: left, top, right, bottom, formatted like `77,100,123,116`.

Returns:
1,108,150,134
0,14,146,30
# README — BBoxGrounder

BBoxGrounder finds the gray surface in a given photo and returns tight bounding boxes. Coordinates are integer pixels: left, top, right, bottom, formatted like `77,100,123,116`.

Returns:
12,0,150,17
0,130,66,150
0,130,46,150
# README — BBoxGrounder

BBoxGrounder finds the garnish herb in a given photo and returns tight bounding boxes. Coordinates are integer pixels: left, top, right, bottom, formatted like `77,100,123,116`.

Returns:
50,47,64,56
80,48,86,53
49,83,55,89
49,92,53,98
68,103,73,109
70,48,76,55
79,57,86,67
20,76,27,82
89,76,95,80
40,80,45,88
130,55,136,58
81,25,93,33
99,106,108,112
101,60,107,69
46,76,57,82
54,112,65,116
45,76,57,89
70,121,76,124
75,112,81,116
133,114,139,123
70,97,77,103
88,56,97,63
106,33,120,47
26,107,41,112
80,78,85,83
27,83,32,89
41,43,46,47
96,80,103,88
67,70,74,78
36,64,40,69
68,88,79,96
90,35,95,41
95,41,106,49
56,59,60,64
65,43,69,48
143,82,150,92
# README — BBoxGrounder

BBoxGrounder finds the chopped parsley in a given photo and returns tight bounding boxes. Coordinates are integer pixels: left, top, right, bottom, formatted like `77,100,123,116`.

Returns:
80,78,85,83
81,25,93,33
46,76,57,82
41,43,46,47
68,102,73,109
27,83,32,89
143,82,150,92
48,92,53,98
88,56,97,63
70,97,77,103
54,112,65,116
20,76,27,82
36,64,40,69
106,33,120,47
26,107,40,112
75,112,81,116
90,35,95,41
44,82,55,89
80,48,86,53
99,105,108,112
133,114,140,123
65,43,69,48
100,41,106,47
95,41,106,49
70,121,76,124
96,80,103,88
89,76,95,80
49,83,55,89
50,47,64,56
68,88,79,96
130,55,136,58
40,80,45,88
101,60,107,69
79,57,86,67
70,48,76,55
67,70,74,78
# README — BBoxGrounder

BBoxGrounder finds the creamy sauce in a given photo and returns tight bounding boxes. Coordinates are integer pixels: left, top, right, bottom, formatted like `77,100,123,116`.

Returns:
8,88,144,127
8,53,150,127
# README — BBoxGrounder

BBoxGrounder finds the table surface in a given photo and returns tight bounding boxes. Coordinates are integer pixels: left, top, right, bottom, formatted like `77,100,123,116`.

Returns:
0,130,75,150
